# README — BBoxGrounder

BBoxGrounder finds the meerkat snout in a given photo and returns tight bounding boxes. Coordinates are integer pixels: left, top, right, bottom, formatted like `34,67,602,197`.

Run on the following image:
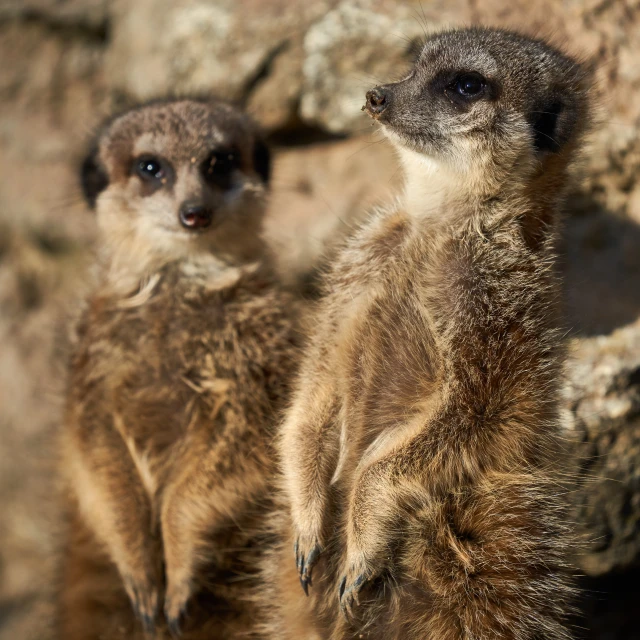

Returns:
179,201,213,229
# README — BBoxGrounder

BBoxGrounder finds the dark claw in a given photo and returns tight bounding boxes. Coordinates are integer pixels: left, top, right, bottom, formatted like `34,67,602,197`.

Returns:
353,573,367,590
295,540,323,595
306,544,321,574
167,614,182,638
338,576,347,600
141,613,155,635
338,573,368,619
165,601,186,638
126,580,158,635
300,542,321,581
340,592,353,619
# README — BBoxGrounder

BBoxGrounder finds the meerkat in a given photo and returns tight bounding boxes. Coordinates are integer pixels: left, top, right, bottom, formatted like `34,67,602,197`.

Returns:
56,98,298,640
263,28,591,640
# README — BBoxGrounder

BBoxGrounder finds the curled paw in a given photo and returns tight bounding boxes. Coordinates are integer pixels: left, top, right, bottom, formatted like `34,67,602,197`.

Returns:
164,578,192,637
338,555,377,620
123,576,159,635
294,536,322,595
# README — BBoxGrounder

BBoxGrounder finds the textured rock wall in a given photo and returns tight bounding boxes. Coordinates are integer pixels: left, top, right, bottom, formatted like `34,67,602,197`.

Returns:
0,1,639,638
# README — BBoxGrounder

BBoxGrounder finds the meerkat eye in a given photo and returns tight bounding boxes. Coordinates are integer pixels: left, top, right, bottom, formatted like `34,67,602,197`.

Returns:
134,156,165,181
452,73,486,98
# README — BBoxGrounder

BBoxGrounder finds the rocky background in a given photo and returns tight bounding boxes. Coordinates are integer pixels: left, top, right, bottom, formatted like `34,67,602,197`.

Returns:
0,0,639,638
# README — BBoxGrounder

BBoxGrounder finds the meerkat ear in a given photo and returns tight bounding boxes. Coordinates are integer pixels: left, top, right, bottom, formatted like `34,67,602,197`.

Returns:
253,137,271,185
80,145,109,209
530,100,566,153
530,92,580,154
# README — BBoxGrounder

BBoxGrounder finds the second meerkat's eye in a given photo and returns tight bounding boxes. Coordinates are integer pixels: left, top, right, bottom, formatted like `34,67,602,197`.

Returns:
452,72,486,98
134,156,165,181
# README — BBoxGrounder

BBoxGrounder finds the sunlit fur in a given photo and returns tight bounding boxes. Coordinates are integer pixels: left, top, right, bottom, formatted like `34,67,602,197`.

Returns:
57,99,298,640
261,28,591,640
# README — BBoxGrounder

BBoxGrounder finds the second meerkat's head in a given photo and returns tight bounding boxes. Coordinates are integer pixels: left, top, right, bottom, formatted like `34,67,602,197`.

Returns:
364,28,590,195
81,99,271,267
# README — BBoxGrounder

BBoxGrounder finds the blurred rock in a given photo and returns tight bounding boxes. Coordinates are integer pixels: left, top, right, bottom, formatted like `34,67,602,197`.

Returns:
0,0,108,29
563,205,640,335
0,13,108,238
299,0,469,133
265,133,398,287
300,2,417,133
1,0,640,638
567,321,640,576
107,0,331,131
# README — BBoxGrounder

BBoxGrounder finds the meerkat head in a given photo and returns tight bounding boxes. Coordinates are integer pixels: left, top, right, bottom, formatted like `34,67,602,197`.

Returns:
81,99,271,278
364,28,590,203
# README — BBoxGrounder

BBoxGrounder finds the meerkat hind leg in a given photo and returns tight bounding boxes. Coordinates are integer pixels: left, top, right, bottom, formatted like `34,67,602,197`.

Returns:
160,434,270,634
67,426,161,633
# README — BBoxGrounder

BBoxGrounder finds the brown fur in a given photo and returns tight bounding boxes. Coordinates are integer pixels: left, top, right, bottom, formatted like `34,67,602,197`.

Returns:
261,28,591,640
56,99,297,639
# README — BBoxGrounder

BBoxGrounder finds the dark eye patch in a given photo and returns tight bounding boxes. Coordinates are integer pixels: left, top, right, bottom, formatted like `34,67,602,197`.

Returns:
201,148,241,188
253,138,271,184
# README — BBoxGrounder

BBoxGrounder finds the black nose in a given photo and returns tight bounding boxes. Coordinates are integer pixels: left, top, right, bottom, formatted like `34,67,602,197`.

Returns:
179,203,213,230
365,87,388,117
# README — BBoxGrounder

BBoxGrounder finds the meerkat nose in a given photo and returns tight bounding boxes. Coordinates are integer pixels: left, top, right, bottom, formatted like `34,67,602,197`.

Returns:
179,203,213,230
364,87,389,117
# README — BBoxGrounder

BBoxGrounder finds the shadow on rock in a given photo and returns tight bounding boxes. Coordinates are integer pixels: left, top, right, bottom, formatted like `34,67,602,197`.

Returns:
562,193,640,336
573,568,640,640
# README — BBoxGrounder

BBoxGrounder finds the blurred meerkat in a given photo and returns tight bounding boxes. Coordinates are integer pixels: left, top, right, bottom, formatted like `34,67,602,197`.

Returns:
57,99,297,639
264,28,590,639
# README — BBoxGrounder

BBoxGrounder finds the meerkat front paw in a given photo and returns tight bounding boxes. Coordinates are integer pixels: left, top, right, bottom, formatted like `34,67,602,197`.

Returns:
163,573,192,637
294,532,323,595
338,463,397,618
122,573,160,634
338,550,381,619
288,485,327,594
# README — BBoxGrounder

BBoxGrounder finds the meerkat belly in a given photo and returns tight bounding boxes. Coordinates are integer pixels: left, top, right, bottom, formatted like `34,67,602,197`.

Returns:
84,301,239,498
337,284,440,469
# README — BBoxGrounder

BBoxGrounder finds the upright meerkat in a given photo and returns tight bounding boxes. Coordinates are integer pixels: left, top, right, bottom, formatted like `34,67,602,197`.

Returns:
266,28,590,639
57,99,297,639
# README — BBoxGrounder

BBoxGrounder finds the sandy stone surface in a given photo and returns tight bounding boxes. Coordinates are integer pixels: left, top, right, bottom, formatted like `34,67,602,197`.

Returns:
1,1,639,637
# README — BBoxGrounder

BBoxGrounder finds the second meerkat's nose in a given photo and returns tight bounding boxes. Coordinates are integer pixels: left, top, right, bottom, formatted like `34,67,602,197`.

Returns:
179,202,213,230
364,87,389,117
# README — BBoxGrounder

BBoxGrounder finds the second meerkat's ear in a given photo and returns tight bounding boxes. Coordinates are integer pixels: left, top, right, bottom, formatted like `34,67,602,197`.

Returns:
80,145,109,209
253,137,271,185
